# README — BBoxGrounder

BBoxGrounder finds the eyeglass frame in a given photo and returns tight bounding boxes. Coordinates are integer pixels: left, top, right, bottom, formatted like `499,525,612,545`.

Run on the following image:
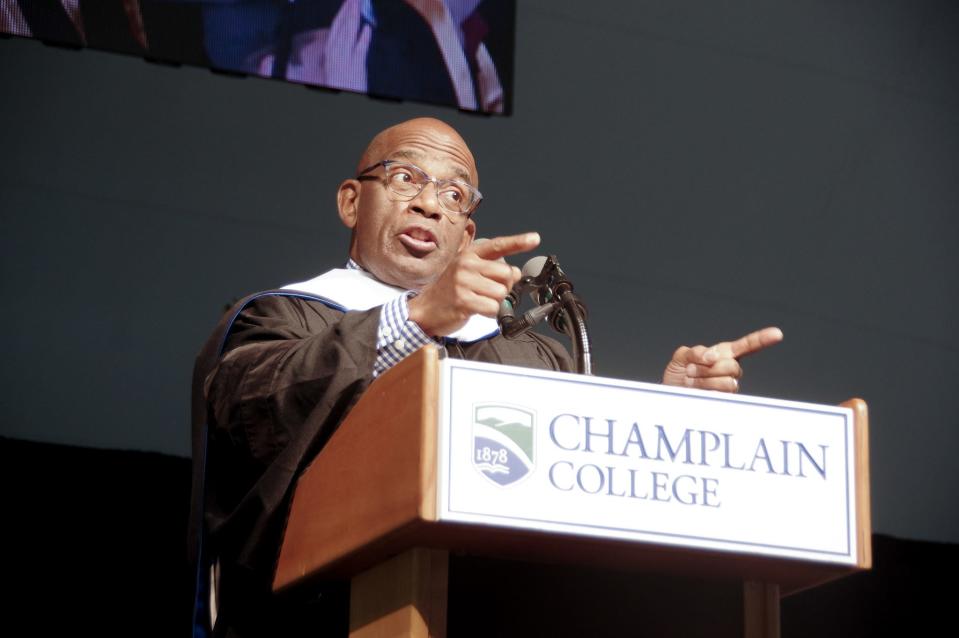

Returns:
354,160,483,218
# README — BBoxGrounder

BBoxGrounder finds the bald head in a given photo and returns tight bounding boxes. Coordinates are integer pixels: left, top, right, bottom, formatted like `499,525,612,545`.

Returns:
357,118,479,186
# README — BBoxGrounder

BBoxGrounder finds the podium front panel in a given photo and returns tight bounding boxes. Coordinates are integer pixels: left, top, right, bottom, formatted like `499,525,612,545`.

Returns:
436,358,860,567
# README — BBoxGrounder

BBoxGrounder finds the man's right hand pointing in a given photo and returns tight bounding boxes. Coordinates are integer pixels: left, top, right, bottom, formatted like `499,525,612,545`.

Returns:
409,232,540,337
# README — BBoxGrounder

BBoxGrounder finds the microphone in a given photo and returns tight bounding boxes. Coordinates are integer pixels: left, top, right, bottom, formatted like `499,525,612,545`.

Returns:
519,256,548,305
517,256,587,332
495,249,592,374
521,255,549,279
497,255,556,338
513,254,593,375
499,299,559,338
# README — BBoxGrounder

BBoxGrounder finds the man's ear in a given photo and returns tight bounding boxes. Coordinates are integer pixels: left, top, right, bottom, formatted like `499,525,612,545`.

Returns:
459,219,477,251
337,179,360,229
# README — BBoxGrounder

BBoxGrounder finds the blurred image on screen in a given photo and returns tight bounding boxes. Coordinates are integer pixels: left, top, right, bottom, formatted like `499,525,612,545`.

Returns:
1,0,516,113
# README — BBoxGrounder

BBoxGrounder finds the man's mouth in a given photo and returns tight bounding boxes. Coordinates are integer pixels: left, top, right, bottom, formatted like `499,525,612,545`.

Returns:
398,226,438,255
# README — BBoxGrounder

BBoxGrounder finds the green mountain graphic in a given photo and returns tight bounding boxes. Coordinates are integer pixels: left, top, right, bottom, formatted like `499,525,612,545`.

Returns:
477,417,533,459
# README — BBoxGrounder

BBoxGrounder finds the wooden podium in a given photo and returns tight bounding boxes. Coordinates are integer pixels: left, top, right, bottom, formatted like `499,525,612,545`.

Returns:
274,346,870,638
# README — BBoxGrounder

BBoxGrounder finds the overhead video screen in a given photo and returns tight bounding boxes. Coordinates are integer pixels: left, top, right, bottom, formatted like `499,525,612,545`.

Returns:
1,0,516,114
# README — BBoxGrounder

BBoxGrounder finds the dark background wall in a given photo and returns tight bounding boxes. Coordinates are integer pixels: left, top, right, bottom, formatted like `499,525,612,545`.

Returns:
1,0,957,553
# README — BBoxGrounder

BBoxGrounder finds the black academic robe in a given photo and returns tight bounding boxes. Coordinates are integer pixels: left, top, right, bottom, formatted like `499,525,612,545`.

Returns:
189,291,571,637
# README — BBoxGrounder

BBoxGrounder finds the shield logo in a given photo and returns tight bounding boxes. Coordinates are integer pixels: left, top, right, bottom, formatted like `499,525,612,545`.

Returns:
472,404,535,486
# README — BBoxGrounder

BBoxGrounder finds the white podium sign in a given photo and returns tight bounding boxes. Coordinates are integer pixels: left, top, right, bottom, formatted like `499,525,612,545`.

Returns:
436,358,859,566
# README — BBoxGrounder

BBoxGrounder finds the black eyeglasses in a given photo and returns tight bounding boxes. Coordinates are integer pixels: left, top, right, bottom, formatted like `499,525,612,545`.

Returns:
356,160,482,218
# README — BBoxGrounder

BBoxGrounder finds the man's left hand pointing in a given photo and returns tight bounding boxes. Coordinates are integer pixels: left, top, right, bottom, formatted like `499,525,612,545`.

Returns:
662,327,784,392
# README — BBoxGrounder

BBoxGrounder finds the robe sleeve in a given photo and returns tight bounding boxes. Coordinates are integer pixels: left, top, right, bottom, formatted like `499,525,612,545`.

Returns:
202,295,381,586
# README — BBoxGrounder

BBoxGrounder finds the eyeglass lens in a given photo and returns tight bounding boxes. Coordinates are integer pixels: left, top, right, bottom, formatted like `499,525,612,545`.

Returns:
384,163,476,215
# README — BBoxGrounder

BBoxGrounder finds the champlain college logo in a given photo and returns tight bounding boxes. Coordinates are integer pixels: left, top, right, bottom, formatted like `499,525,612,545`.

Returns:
471,404,536,486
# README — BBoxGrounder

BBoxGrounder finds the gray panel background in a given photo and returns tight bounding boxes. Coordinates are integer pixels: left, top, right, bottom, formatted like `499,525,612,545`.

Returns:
1,1,956,543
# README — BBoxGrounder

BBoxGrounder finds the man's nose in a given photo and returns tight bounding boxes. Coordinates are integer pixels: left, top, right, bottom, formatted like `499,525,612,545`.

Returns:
407,181,443,220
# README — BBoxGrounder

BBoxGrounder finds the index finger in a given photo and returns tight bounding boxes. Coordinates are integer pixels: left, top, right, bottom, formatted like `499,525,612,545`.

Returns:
472,232,541,261
725,326,784,359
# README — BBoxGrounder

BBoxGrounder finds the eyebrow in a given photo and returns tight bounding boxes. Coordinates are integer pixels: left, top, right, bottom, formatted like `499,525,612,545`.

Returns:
389,150,472,183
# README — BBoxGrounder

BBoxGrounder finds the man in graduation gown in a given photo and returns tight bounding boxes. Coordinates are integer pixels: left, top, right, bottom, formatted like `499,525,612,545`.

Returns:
189,117,783,637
